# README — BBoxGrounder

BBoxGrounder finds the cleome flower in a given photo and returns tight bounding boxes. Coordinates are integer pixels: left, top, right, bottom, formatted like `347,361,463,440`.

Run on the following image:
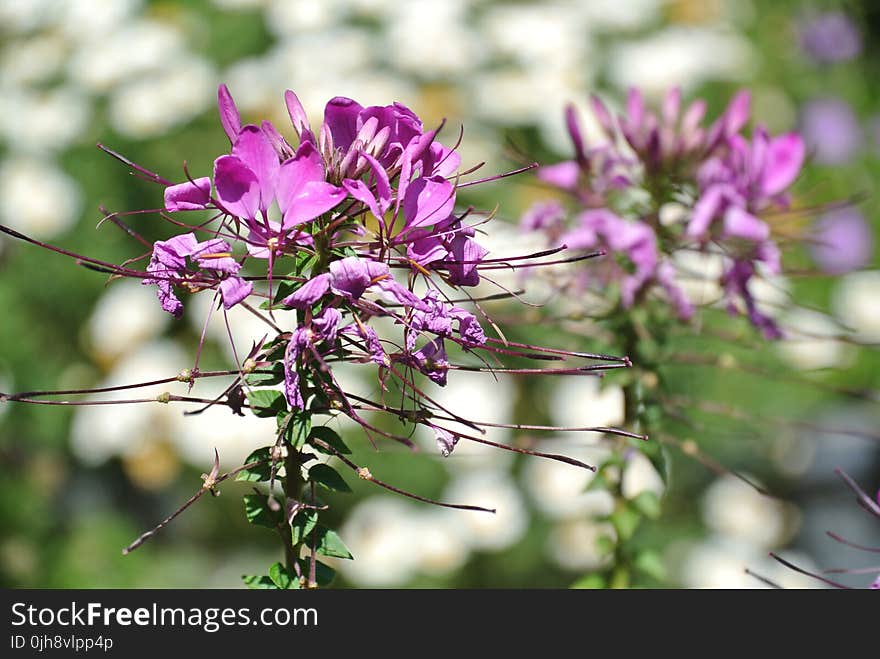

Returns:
523,87,806,338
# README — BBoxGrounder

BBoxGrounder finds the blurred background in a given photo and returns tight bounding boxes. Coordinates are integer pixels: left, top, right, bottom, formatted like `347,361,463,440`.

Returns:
0,0,878,588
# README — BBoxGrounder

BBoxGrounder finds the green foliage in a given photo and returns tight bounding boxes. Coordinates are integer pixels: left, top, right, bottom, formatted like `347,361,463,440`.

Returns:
247,390,287,418
243,494,282,529
308,463,352,493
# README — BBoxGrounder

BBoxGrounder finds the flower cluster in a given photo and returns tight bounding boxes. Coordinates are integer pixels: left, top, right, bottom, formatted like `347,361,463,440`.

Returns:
0,83,645,587
523,87,806,338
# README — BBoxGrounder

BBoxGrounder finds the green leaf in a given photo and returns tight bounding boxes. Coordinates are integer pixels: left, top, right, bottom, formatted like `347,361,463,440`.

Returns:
242,575,277,589
631,491,661,519
298,558,337,587
570,574,605,589
313,526,353,559
243,494,282,528
290,510,319,545
309,425,351,455
634,550,666,582
247,389,287,418
236,447,279,482
308,463,351,493
610,504,642,541
285,412,311,450
268,562,301,589
245,363,285,387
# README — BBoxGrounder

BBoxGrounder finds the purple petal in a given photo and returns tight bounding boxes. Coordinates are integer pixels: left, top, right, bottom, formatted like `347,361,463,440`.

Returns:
688,186,725,238
152,233,198,269
421,143,461,178
446,233,488,287
590,94,615,136
217,84,241,144
313,307,342,344
434,427,458,457
219,276,252,309
153,279,184,319
231,125,280,213
723,206,769,242
164,177,212,211
191,238,239,274
810,207,873,274
277,142,345,228
565,103,586,161
537,161,579,190
261,120,294,161
282,273,331,309
329,257,377,299
213,155,260,220
284,335,305,410
762,132,805,197
402,176,455,230
285,89,314,144
407,233,448,266
323,96,364,154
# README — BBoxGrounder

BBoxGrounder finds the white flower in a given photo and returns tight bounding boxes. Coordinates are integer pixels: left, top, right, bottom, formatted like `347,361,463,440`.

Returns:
443,471,528,551
833,270,880,342
702,475,792,549
0,157,81,239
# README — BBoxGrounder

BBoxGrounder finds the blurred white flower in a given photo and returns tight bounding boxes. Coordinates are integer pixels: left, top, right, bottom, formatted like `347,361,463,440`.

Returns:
443,471,527,551
412,510,470,576
833,270,880,342
337,497,422,586
386,0,484,76
621,450,665,500
70,341,189,465
69,19,185,93
87,279,170,365
426,370,515,470
577,0,661,31
678,537,824,588
550,377,624,429
264,0,345,35
607,27,754,95
0,0,57,32
777,308,851,371
56,0,143,45
0,34,67,86
0,86,90,152
702,475,791,549
108,59,215,138
0,157,82,238
671,249,725,306
524,437,613,519
548,518,617,571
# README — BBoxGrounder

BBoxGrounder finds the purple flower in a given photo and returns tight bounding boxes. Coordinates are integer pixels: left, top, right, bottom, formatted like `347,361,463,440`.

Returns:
406,290,486,351
164,177,212,211
213,129,346,240
143,232,252,318
800,97,862,165
721,260,782,340
433,426,459,457
810,207,873,274
283,256,422,310
408,337,449,386
340,322,387,367
799,12,862,64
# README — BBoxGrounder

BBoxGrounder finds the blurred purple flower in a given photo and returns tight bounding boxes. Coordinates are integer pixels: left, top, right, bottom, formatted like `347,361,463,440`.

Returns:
799,12,862,64
810,207,873,274
800,97,862,165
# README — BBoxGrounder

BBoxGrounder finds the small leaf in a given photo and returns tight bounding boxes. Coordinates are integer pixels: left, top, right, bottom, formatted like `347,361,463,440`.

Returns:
634,550,666,582
242,575,277,589
245,363,285,387
308,463,351,493
313,526,353,560
610,504,641,541
268,562,300,589
243,494,282,528
571,574,605,589
286,412,311,450
309,426,351,454
290,510,319,545
236,446,279,482
631,491,661,519
247,389,287,418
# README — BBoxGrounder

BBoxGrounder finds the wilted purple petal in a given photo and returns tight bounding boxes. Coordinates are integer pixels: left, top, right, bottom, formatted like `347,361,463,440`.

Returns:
283,273,331,309
154,279,184,319
313,307,342,344
164,177,212,211
433,427,459,457
411,337,449,386
219,276,252,309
